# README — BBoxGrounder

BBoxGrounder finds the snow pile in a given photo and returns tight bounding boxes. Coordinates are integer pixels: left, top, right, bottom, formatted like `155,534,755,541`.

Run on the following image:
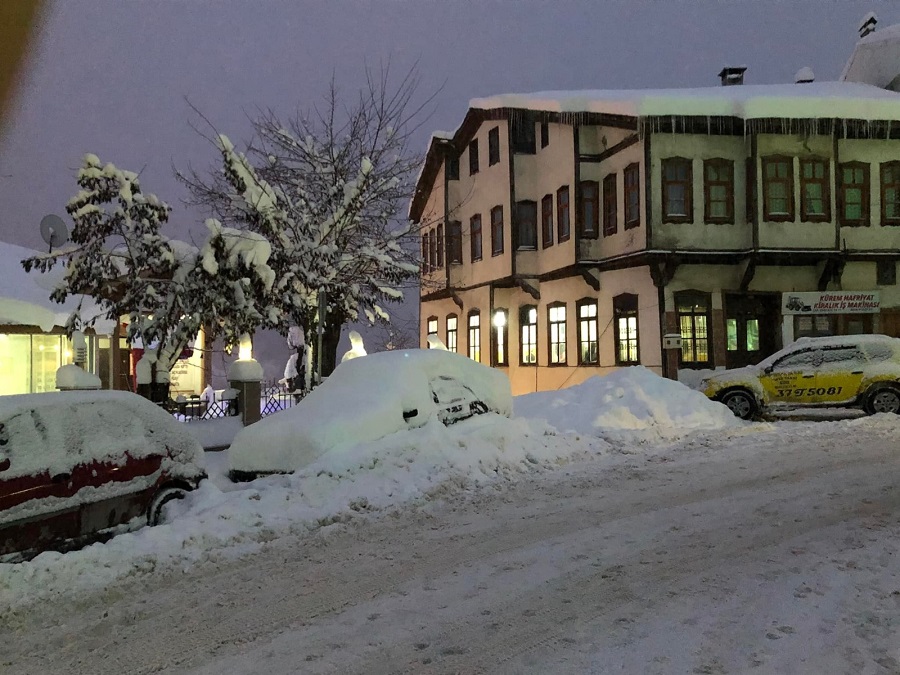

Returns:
0,413,602,611
55,364,101,390
228,349,513,474
514,366,742,438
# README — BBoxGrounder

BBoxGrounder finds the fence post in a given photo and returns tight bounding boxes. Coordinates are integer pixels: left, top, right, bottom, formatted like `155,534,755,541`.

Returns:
227,356,263,427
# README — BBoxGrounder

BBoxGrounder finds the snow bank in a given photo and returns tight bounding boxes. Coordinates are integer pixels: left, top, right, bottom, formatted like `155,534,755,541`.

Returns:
55,364,101,390
228,349,512,474
0,413,602,612
514,366,742,438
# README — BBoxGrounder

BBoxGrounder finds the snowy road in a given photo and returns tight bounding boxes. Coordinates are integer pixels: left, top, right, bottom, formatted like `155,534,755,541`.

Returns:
4,417,900,674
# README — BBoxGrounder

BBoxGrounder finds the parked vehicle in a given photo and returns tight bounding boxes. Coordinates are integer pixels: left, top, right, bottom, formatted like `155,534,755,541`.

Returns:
701,334,900,420
0,391,206,561
228,348,512,480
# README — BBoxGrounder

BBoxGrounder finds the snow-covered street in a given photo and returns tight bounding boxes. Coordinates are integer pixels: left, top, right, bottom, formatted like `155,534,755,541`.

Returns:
3,414,899,674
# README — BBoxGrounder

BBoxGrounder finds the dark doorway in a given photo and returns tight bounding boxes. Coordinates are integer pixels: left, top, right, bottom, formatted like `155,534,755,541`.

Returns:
724,293,780,369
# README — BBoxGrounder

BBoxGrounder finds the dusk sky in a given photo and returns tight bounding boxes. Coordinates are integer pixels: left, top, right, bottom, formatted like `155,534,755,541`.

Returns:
0,0,891,373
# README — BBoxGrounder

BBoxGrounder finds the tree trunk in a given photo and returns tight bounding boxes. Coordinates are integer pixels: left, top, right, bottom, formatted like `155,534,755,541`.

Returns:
321,319,342,377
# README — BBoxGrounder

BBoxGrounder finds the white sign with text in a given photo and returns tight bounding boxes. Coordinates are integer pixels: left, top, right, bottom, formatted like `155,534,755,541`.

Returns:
782,291,880,315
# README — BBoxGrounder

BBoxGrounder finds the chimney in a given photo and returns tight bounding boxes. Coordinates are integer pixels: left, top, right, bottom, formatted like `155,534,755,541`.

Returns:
795,67,815,84
859,12,877,39
718,66,747,86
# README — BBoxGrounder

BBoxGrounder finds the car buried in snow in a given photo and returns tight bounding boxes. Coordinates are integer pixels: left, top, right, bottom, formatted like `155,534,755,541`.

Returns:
227,348,512,481
0,391,206,561
700,334,900,420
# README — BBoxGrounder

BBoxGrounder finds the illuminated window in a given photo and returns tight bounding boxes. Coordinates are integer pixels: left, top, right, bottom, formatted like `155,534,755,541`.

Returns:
446,315,458,352
520,305,537,365
492,309,508,366
467,311,481,362
548,303,567,365
676,291,711,366
577,299,598,365
426,317,438,347
613,294,639,365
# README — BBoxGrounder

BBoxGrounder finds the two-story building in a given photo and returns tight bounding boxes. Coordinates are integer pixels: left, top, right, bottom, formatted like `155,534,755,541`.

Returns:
412,33,900,395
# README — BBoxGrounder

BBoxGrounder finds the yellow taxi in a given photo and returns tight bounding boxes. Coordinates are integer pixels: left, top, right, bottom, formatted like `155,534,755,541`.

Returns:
700,334,900,420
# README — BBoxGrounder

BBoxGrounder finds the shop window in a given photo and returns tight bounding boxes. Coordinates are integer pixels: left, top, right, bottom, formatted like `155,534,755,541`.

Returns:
548,302,567,365
794,315,834,338
877,260,897,286
880,161,900,225
614,294,639,365
446,315,458,353
426,317,438,347
492,308,508,366
516,200,537,250
520,305,538,365
557,186,571,242
603,173,617,237
624,163,641,229
676,291,711,367
468,139,479,175
580,180,599,239
491,205,504,255
467,311,481,362
448,221,462,264
541,194,554,248
577,299,598,365
762,156,794,221
0,334,32,394
470,214,482,261
662,157,692,223
727,318,759,351
800,158,830,222
32,334,64,393
488,127,500,166
839,162,869,226
703,158,734,223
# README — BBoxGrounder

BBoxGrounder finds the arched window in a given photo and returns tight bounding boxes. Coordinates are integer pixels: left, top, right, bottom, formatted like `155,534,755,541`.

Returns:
467,310,481,362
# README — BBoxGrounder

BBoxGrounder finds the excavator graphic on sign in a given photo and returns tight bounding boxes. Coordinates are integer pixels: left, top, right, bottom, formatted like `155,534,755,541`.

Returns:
785,295,812,312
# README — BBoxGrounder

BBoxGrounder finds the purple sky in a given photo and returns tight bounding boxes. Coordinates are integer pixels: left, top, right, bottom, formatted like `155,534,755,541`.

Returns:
0,0,888,377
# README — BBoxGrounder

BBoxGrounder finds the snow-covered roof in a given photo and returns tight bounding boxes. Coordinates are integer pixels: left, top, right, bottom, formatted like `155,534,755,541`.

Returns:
841,22,900,89
471,81,900,121
0,241,114,334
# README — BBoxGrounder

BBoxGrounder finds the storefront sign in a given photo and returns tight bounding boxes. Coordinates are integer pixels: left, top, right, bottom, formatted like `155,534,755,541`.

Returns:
782,291,880,315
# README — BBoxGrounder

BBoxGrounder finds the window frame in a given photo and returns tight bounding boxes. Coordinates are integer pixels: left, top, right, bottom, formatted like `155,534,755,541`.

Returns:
540,122,549,149
448,220,462,264
470,213,483,261
519,305,538,366
447,155,460,181
703,158,735,224
547,302,567,366
426,316,438,346
613,293,640,365
675,290,713,368
490,205,504,256
557,186,571,242
877,260,897,286
491,308,509,367
421,231,429,273
541,194,554,248
880,161,900,226
467,310,481,362
762,155,795,222
511,118,536,154
435,223,444,268
446,314,458,353
624,162,641,229
468,139,479,175
576,298,599,366
838,161,869,227
488,126,500,166
602,173,618,237
799,157,831,223
661,157,693,223
516,200,538,250
580,180,599,239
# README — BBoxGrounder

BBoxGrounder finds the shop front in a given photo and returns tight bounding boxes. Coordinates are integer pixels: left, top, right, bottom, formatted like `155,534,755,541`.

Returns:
0,329,98,395
781,291,881,343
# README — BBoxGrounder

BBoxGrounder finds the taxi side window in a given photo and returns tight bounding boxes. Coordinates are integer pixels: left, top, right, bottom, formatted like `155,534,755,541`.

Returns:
818,346,864,368
773,349,819,370
864,343,893,362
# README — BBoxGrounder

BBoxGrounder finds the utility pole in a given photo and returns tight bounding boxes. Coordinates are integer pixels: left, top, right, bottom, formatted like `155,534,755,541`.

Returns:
316,289,326,385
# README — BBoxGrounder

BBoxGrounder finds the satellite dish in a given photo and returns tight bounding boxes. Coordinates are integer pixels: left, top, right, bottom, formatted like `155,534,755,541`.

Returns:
40,214,69,249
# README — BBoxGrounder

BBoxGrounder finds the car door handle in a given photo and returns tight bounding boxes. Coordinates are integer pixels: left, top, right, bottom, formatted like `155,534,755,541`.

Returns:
801,375,815,378
852,371,863,374
52,472,71,483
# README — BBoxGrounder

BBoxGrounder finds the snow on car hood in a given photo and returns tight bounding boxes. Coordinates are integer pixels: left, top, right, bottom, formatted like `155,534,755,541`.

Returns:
0,391,204,480
228,349,513,474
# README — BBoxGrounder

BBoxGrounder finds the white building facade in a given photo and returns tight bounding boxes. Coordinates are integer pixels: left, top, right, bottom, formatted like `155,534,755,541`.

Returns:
412,44,900,395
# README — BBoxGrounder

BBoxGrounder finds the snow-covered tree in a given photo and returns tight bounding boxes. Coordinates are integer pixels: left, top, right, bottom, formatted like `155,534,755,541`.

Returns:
23,154,277,400
179,65,433,376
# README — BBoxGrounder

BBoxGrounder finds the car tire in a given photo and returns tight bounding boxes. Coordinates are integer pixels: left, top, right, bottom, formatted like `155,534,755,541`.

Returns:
864,385,900,415
147,485,189,526
720,389,758,421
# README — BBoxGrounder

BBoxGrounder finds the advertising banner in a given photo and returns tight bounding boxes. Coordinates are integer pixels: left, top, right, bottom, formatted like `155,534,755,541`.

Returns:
781,291,880,315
